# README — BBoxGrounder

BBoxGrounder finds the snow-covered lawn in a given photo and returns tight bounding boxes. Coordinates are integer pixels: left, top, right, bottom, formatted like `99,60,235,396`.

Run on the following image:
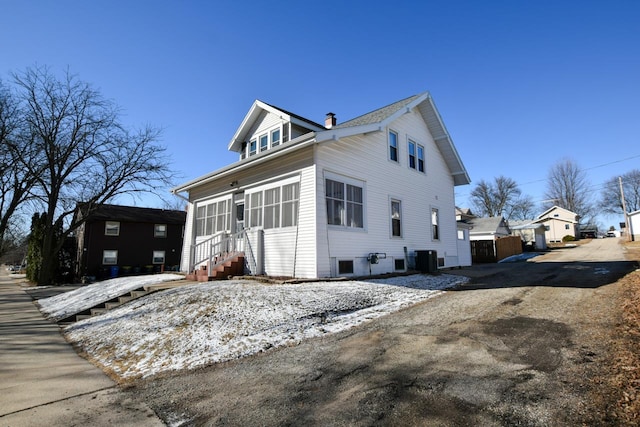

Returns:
38,273,184,322
53,274,468,381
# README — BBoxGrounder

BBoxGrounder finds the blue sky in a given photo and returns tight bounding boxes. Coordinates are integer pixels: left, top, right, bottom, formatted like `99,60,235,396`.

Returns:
1,1,639,228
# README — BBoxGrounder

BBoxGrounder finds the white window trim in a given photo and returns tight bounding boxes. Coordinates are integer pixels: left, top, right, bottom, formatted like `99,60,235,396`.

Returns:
407,136,425,173
244,176,301,230
194,196,232,237
324,171,366,231
388,129,399,163
102,250,118,265
105,221,120,236
245,124,286,158
390,198,403,238
431,207,440,241
152,250,166,264
154,224,167,238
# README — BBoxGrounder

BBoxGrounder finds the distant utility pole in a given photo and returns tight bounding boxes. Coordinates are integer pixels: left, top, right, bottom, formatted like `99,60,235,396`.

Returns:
620,177,631,241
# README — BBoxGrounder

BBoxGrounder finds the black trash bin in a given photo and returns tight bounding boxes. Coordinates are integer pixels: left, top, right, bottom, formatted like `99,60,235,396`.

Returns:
415,250,437,273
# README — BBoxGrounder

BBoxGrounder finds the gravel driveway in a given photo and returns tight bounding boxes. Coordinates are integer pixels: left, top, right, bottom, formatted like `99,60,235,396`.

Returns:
128,238,636,426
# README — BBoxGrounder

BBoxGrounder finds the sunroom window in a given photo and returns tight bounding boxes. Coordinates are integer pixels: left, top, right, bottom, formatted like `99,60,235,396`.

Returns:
245,182,300,229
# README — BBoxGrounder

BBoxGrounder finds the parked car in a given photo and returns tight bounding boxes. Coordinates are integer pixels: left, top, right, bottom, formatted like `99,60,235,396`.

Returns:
606,231,616,238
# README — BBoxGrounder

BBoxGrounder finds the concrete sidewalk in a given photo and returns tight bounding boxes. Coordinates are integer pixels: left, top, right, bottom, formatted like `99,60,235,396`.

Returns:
0,269,163,426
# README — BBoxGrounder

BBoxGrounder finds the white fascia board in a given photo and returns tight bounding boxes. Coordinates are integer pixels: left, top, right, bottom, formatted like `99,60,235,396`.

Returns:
173,132,316,194
228,100,292,152
315,124,383,143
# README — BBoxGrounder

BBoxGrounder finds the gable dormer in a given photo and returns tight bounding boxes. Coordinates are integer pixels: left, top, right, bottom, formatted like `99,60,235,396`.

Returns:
228,100,326,160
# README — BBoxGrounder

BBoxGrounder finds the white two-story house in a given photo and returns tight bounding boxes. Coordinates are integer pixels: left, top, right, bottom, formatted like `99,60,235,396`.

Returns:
172,92,471,279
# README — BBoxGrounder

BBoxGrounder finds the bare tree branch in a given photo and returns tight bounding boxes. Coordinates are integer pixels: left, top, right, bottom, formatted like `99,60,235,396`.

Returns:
543,158,594,223
10,65,177,284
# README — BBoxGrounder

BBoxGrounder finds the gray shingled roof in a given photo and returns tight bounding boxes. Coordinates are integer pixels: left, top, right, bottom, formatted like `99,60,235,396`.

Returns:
468,217,508,234
333,93,425,129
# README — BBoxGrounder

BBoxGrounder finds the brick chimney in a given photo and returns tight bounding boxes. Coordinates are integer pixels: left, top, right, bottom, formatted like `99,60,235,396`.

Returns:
325,112,336,129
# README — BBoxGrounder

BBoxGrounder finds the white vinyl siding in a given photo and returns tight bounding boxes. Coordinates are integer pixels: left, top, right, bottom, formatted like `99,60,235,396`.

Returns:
315,109,458,276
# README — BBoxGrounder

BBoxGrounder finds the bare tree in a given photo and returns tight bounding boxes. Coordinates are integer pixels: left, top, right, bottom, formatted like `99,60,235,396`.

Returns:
0,80,41,257
543,158,594,223
600,169,640,215
12,66,176,284
469,176,533,219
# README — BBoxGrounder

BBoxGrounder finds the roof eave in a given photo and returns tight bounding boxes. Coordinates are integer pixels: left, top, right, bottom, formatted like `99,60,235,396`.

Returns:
173,132,317,194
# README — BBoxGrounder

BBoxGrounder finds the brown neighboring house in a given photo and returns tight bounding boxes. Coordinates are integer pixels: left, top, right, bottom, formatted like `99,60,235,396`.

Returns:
74,204,186,280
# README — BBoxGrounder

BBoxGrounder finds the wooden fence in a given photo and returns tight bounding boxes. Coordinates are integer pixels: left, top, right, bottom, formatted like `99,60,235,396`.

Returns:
471,236,523,263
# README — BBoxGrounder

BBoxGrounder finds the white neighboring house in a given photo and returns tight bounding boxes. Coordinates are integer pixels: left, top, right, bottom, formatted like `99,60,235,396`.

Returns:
172,92,471,279
629,210,640,241
534,206,580,243
509,220,548,251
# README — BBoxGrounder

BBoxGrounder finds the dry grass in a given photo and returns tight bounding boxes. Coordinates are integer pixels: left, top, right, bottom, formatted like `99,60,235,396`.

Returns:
601,240,640,424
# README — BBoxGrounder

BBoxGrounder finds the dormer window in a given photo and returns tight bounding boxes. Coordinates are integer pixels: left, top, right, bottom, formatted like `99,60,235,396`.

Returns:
244,125,286,158
271,129,280,147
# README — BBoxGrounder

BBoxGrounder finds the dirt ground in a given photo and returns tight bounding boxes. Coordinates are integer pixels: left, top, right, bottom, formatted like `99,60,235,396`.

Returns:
126,238,640,426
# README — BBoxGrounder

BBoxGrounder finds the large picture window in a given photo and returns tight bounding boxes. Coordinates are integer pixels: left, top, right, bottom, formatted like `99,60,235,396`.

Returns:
326,177,364,228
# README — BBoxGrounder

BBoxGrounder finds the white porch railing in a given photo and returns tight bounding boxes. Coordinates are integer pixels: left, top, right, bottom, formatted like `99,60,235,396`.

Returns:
190,229,247,275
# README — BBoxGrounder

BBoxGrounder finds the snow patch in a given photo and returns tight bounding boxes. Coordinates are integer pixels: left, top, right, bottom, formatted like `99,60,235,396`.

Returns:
60,274,468,380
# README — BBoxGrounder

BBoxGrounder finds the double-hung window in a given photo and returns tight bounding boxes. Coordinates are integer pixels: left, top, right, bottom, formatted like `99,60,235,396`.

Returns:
408,140,417,169
431,208,440,240
249,139,257,156
389,130,398,162
417,145,425,172
391,200,402,237
259,134,268,152
408,139,425,173
326,178,364,228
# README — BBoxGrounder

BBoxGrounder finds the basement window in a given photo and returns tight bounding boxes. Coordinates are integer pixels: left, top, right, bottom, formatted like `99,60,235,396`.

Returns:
395,259,405,271
338,260,354,275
